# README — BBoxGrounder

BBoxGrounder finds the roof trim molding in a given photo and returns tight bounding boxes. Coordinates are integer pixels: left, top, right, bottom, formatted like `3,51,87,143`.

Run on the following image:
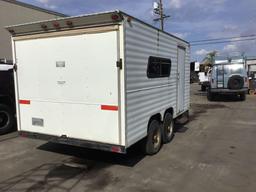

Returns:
6,10,189,44
1,0,68,17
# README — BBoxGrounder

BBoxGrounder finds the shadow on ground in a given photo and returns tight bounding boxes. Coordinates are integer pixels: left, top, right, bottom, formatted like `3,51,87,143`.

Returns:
171,101,227,134
0,140,146,191
210,94,245,102
194,90,245,102
189,103,228,122
38,141,146,167
0,160,118,192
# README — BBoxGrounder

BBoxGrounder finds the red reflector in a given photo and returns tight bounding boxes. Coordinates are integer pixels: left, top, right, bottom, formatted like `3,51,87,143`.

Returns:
111,14,119,21
19,100,30,105
53,22,60,29
111,146,122,153
20,132,27,137
66,20,73,27
101,105,118,111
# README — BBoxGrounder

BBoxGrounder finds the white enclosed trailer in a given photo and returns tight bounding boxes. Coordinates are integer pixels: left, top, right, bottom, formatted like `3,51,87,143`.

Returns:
7,11,190,154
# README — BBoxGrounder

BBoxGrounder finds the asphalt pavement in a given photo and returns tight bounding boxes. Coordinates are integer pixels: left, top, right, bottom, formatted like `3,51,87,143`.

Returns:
0,83,256,192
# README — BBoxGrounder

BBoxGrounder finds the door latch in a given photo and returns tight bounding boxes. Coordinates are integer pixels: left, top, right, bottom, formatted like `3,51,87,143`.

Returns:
13,63,17,72
116,59,122,70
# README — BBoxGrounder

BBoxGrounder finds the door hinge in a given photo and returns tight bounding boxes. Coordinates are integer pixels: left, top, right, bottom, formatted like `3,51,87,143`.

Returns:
13,64,17,72
177,72,180,80
116,59,122,70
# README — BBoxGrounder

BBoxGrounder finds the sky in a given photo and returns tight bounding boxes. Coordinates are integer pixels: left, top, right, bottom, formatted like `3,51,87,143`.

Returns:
20,0,256,61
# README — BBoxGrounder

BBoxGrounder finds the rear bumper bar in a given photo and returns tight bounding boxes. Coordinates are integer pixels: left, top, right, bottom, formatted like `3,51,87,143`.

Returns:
19,131,126,154
210,88,248,93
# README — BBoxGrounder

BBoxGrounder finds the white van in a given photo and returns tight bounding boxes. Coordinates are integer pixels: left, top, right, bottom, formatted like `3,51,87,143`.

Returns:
7,11,190,155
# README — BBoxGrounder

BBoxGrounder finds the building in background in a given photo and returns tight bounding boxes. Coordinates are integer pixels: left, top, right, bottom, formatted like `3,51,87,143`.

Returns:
246,56,256,74
0,0,67,60
246,57,256,94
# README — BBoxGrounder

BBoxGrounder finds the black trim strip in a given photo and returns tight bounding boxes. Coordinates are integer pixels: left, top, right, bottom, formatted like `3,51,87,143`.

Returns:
19,131,126,153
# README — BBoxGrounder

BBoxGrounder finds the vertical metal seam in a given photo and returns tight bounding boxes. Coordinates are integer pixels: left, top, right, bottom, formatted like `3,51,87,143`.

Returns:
12,39,22,131
123,20,128,148
116,27,122,145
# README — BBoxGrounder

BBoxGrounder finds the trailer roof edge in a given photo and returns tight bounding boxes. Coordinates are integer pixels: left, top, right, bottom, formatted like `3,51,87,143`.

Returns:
6,10,189,44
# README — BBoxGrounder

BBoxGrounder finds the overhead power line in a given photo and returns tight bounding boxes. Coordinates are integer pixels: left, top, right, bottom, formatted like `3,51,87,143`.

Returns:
190,34,256,43
191,38,256,46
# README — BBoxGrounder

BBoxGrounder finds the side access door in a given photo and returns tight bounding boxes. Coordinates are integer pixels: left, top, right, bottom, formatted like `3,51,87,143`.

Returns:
177,46,186,113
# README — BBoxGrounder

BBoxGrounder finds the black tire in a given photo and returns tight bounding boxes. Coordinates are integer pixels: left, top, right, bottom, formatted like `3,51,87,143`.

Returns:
240,92,246,101
201,85,206,91
0,104,15,135
162,113,174,144
228,75,244,90
207,89,214,101
144,120,162,155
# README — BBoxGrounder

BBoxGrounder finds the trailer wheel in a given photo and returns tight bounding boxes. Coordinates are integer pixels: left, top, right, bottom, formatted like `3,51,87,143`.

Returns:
162,113,174,143
0,104,15,135
144,120,162,155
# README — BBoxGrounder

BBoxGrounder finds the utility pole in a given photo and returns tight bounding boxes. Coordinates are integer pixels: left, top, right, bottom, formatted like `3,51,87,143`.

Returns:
159,0,164,31
153,0,170,31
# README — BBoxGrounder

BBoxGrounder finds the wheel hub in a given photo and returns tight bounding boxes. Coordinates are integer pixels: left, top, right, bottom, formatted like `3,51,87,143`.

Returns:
167,122,173,135
153,131,160,148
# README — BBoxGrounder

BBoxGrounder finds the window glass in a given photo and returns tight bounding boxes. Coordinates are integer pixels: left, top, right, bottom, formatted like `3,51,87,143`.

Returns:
217,65,224,75
147,56,171,78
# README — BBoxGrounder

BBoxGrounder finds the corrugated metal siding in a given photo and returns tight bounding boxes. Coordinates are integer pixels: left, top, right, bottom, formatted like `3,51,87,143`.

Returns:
124,19,190,147
184,48,190,111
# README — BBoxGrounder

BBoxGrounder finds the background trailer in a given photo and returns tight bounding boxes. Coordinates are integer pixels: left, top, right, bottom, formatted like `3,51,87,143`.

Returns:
8,11,190,155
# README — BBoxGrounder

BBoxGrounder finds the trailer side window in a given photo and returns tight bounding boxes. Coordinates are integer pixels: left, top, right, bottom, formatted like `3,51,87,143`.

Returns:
147,56,171,78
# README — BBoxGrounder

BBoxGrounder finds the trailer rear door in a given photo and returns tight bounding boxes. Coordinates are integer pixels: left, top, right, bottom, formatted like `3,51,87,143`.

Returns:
15,30,121,145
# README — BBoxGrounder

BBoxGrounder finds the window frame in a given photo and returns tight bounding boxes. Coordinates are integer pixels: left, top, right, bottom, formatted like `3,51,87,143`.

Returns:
147,56,172,78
